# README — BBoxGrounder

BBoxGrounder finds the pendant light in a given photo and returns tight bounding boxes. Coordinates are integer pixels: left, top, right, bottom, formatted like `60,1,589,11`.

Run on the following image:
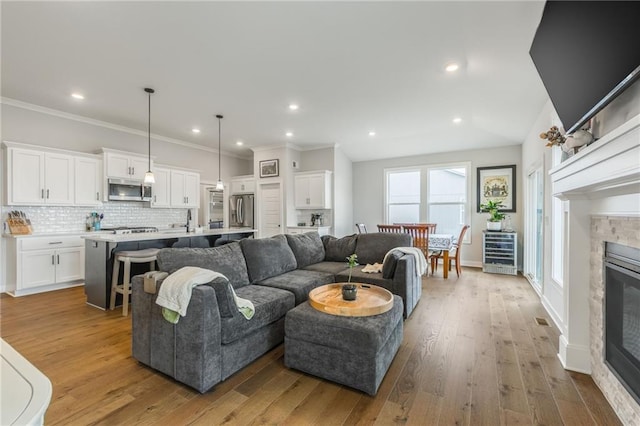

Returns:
215,114,224,190
143,87,156,184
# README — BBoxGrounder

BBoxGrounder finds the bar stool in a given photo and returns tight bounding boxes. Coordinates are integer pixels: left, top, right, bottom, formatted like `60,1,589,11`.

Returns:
110,248,159,316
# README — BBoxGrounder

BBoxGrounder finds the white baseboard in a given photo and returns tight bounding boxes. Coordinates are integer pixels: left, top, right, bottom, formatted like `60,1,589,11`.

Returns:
558,335,591,374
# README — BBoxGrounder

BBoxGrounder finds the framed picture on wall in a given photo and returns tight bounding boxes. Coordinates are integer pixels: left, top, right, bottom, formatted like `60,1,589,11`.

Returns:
259,159,279,178
476,165,516,212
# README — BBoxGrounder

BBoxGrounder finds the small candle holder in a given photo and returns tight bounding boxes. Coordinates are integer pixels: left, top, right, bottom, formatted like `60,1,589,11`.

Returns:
342,284,357,301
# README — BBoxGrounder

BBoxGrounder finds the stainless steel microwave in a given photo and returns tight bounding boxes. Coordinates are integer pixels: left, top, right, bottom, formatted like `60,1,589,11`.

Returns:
107,178,152,202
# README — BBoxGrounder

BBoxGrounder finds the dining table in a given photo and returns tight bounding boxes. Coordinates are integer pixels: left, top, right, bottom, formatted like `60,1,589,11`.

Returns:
428,233,456,279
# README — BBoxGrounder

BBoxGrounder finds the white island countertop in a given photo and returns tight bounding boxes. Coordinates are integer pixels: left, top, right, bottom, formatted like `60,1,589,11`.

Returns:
82,227,256,243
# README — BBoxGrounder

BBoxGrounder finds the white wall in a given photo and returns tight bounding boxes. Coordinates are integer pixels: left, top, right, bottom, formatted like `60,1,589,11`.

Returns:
352,145,523,267
333,146,353,237
2,104,252,183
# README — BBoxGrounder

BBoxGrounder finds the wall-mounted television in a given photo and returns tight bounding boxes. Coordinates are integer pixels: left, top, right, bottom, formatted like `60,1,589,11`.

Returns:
529,1,640,134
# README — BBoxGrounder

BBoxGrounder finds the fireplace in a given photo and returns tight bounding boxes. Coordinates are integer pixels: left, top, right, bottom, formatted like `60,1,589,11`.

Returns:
605,242,640,405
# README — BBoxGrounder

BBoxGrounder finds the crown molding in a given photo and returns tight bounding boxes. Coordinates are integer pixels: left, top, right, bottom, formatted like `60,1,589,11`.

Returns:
1,97,251,160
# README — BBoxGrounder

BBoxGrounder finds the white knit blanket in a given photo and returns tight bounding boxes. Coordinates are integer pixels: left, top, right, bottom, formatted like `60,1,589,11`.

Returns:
383,247,428,276
156,266,254,323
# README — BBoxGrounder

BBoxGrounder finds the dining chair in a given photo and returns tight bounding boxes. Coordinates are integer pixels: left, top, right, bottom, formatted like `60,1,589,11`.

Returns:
431,225,470,277
395,223,437,233
401,224,433,272
355,223,368,234
377,224,403,233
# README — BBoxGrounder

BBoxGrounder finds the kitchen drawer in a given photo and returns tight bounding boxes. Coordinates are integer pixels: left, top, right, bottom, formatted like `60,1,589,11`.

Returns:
20,236,84,251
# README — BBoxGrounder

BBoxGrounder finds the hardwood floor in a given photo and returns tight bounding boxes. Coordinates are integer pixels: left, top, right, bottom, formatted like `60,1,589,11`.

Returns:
1,268,622,425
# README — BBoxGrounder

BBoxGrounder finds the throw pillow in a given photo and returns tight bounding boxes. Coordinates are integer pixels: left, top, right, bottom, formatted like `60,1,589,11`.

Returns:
240,234,297,283
322,234,357,262
286,232,325,268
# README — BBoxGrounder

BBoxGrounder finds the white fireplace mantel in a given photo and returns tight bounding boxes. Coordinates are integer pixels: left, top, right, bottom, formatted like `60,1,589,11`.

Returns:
550,114,640,199
549,114,640,375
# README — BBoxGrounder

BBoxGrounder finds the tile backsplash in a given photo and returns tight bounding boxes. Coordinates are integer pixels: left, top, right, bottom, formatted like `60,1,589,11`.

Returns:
2,203,190,233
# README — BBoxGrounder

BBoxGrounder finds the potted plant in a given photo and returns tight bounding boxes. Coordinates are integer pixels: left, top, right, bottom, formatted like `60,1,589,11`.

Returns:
480,200,506,231
343,254,359,300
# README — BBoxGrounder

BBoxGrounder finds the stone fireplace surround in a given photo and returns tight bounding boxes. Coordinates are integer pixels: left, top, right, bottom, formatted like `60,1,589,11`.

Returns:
550,114,640,425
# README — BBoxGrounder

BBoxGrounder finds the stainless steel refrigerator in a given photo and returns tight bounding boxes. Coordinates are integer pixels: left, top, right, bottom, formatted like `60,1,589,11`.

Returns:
229,194,254,228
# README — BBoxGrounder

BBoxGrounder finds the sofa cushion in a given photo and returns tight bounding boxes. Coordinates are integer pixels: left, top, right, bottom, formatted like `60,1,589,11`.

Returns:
220,285,294,345
302,261,349,277
240,235,297,283
355,232,411,265
256,269,335,305
322,234,357,262
286,232,325,268
382,249,404,279
156,242,250,289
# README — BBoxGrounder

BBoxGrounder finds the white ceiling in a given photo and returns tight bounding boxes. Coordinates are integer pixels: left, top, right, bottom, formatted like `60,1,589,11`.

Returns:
1,1,549,162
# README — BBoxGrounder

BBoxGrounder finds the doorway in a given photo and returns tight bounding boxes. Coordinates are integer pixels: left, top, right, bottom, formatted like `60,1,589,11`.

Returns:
260,183,282,238
525,166,544,292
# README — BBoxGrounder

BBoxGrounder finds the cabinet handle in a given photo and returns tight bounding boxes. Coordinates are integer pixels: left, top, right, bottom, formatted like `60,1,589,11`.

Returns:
48,241,63,245
131,167,135,175
96,192,100,201
47,189,50,199
41,189,45,199
52,255,55,265
57,254,60,264
154,195,157,203
186,196,189,204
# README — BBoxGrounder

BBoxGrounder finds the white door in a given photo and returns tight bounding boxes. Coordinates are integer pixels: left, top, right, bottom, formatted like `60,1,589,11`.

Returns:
130,157,149,181
184,172,200,207
170,170,186,206
525,166,544,292
74,157,102,205
10,148,44,204
260,183,282,238
20,250,56,289
44,153,74,205
151,167,171,207
294,175,309,208
106,153,131,178
55,248,85,282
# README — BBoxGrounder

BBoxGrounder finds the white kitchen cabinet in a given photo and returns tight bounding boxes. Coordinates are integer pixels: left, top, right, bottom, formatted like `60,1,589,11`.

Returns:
6,235,85,296
105,152,150,180
294,171,332,209
74,156,102,206
151,167,171,208
170,170,200,207
7,147,74,206
287,226,330,236
230,176,255,194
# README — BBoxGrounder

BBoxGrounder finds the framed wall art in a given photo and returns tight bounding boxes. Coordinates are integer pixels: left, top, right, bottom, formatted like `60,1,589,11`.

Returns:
259,159,279,178
476,165,516,212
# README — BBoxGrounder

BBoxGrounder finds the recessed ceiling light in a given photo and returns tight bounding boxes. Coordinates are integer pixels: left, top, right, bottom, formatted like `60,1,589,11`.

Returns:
368,131,376,136
286,132,294,137
452,117,462,124
288,104,299,111
445,63,459,72
192,128,201,134
71,93,84,100
236,140,243,146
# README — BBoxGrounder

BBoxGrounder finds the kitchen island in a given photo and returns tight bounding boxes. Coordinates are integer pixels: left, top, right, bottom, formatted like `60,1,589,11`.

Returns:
83,228,256,310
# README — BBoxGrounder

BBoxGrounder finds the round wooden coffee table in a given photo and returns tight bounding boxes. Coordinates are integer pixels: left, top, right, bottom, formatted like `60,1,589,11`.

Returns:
308,283,393,317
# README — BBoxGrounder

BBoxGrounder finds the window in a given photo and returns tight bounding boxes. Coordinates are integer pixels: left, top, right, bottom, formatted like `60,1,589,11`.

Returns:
427,164,470,242
384,163,470,243
385,169,420,224
525,165,544,291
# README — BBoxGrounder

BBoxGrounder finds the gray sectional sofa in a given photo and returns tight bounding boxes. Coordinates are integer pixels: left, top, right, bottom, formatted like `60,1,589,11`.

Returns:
131,231,421,393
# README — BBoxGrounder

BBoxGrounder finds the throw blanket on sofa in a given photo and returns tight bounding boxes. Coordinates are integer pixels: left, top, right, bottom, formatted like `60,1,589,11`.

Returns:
156,266,255,323
383,247,428,276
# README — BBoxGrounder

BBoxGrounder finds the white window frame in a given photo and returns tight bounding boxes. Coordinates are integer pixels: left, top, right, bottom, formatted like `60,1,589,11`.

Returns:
425,162,472,244
383,166,421,224
551,146,564,286
524,162,544,292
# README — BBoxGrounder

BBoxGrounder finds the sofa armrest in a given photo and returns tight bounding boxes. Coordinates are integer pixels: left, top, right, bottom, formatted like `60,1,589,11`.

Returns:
131,275,224,393
390,254,422,318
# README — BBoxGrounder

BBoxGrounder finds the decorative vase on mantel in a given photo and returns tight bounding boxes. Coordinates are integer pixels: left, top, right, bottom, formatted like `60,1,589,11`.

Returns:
487,220,502,231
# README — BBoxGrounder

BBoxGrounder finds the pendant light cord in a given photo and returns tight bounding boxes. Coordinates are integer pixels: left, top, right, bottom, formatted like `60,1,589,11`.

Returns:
148,92,151,170
217,114,223,182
